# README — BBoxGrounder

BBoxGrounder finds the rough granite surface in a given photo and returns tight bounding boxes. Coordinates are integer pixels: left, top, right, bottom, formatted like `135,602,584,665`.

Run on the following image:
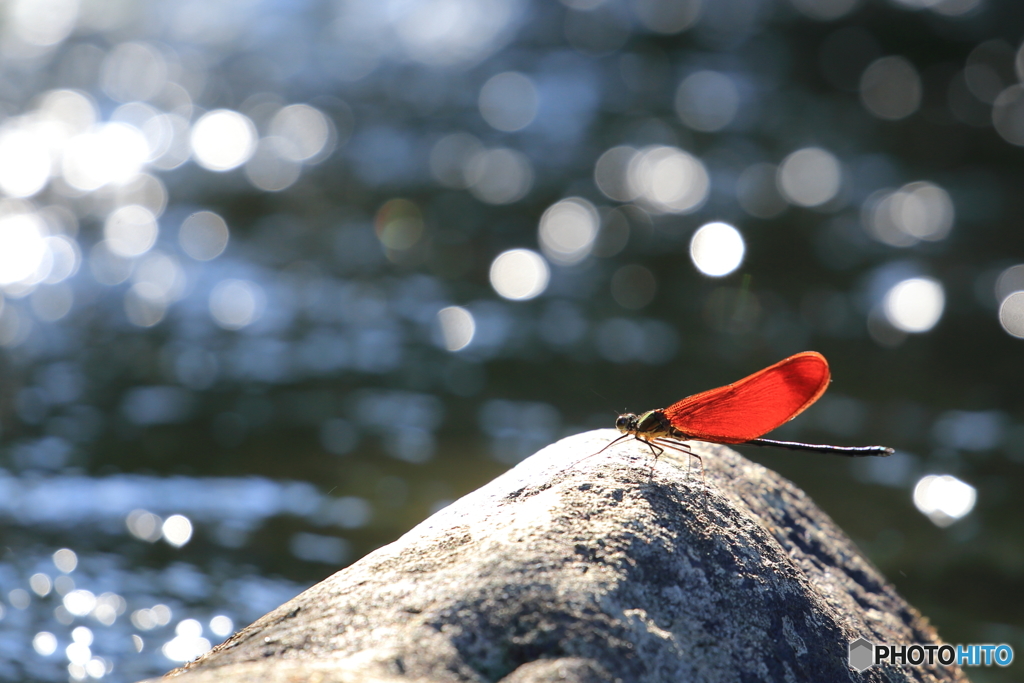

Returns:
150,430,967,683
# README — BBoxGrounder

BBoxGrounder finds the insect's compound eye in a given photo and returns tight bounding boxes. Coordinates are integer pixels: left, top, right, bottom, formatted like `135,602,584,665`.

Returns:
615,414,635,431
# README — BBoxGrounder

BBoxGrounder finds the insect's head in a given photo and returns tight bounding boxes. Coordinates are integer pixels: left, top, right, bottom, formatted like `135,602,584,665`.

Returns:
615,413,638,434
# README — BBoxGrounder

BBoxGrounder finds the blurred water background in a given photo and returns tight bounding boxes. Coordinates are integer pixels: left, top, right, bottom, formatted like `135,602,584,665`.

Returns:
0,0,1022,680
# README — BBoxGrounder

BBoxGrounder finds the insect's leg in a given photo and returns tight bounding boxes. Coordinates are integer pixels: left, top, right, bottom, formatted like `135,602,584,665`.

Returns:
654,438,705,489
643,439,664,460
689,447,704,486
638,438,664,481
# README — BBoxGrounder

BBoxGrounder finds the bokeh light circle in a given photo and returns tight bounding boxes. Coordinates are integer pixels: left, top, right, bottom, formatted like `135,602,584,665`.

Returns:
912,474,976,527
627,146,709,214
179,211,230,261
436,306,476,351
777,147,841,208
995,264,1024,303
466,148,533,205
42,235,80,284
101,42,168,103
0,128,52,198
674,70,740,133
538,197,599,265
893,182,954,240
0,213,50,286
11,0,79,47
209,279,265,330
860,56,922,121
32,631,58,656
430,133,483,189
62,123,149,191
132,251,186,305
992,85,1024,147
375,199,424,251
929,0,981,16
863,181,955,247
489,249,549,300
104,205,158,258
124,283,167,327
268,104,334,162
162,515,193,547
594,146,639,202
243,137,302,192
883,277,945,333
190,110,257,172
690,222,745,277
998,291,1024,338
478,72,539,132
632,0,701,34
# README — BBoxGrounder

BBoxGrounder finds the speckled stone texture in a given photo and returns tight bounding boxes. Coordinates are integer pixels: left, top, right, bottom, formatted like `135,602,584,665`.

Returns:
151,431,967,683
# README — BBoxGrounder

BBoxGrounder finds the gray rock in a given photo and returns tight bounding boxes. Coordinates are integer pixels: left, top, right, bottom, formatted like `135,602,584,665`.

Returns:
153,431,968,683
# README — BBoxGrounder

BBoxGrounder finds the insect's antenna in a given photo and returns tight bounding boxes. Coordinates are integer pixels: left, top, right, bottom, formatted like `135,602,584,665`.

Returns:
563,433,632,472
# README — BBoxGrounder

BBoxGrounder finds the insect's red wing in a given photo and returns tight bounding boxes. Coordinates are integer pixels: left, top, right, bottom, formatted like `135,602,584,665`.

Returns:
663,351,830,444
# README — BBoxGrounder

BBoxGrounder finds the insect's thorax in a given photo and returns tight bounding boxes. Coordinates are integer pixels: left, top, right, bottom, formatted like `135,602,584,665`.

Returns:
634,409,681,439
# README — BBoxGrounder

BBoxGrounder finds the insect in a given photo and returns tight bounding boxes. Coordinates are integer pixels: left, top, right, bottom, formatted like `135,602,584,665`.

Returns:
582,351,893,476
